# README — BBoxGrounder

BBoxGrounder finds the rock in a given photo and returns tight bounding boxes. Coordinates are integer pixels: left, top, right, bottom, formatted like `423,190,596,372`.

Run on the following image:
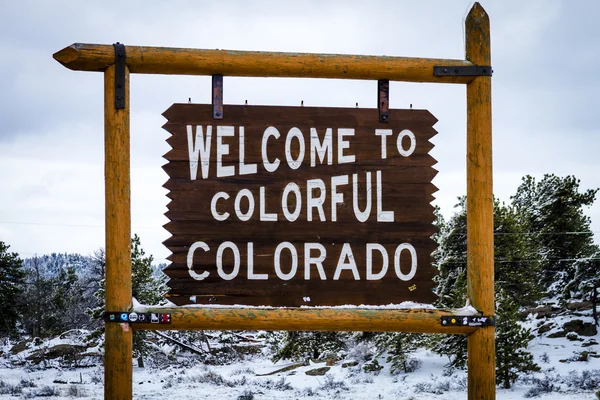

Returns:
563,319,597,336
566,332,583,341
25,344,87,364
305,367,330,376
566,302,593,311
342,361,359,368
317,352,340,366
582,340,599,348
547,330,567,338
578,351,589,362
538,323,554,334
10,339,33,354
256,362,306,376
521,305,561,319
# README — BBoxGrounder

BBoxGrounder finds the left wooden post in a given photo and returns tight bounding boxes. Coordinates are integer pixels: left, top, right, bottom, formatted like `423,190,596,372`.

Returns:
104,63,132,400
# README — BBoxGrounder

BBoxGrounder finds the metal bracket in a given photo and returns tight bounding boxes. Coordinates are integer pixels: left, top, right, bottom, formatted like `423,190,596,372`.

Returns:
441,315,496,327
103,311,171,324
433,65,492,77
113,43,126,109
378,79,389,123
212,74,223,119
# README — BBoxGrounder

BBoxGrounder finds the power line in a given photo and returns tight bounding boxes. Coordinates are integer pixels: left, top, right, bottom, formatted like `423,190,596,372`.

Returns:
440,257,600,265
1,220,599,236
0,221,161,230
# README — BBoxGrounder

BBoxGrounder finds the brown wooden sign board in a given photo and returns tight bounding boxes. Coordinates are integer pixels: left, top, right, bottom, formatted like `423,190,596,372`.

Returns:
162,104,439,306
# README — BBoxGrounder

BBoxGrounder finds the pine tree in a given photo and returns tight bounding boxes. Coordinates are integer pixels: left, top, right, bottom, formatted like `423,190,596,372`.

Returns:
512,174,598,297
0,242,26,337
495,290,539,388
130,234,167,366
432,197,543,367
374,333,422,374
566,245,600,325
87,236,167,360
269,331,347,363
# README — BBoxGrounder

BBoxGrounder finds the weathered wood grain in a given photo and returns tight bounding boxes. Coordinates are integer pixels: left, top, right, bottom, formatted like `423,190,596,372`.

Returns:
54,43,476,84
162,104,439,306
132,307,478,334
104,64,132,400
465,3,496,400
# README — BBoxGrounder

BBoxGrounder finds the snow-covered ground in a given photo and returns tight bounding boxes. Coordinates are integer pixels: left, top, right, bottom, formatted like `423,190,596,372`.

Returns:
1,309,598,399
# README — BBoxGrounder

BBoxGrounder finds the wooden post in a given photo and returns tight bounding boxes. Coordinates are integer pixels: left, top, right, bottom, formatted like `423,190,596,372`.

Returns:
104,63,132,400
465,3,495,399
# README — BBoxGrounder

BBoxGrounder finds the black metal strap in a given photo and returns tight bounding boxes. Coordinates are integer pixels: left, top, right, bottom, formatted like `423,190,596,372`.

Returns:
113,43,126,109
212,74,223,119
441,315,496,327
378,79,389,123
433,65,492,77
103,311,171,324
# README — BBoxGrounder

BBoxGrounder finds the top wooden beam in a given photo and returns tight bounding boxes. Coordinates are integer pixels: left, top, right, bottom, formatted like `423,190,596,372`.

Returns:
54,43,475,84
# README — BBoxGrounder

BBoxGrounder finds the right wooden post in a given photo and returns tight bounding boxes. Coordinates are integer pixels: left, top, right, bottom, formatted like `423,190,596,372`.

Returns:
465,3,495,399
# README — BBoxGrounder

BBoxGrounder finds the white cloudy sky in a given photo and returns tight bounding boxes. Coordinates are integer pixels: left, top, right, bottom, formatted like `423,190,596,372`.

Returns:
0,0,598,263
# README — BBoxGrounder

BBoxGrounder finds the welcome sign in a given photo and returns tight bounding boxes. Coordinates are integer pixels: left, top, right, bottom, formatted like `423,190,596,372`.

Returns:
162,104,438,306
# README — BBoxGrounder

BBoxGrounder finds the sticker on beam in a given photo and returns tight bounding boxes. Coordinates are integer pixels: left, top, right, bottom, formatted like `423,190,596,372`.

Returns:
103,312,171,324
441,315,495,327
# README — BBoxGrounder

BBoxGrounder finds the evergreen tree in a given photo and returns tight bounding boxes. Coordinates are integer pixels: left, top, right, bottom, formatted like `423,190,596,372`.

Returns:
432,197,543,367
130,234,167,366
269,331,347,363
87,236,167,360
566,245,600,325
0,242,26,337
86,248,106,327
431,198,469,368
495,290,539,388
374,333,422,374
512,174,598,297
21,256,55,337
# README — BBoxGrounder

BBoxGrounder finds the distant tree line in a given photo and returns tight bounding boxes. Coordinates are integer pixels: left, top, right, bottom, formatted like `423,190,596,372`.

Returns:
0,173,597,388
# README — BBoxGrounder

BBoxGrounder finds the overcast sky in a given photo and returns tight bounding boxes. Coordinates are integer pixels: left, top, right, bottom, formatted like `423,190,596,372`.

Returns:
1,0,598,263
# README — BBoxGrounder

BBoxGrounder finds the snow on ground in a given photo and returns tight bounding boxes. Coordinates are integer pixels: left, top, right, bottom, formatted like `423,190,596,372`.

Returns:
1,309,599,399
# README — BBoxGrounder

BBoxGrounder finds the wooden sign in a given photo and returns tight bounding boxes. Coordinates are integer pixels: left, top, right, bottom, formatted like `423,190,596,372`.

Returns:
162,104,439,306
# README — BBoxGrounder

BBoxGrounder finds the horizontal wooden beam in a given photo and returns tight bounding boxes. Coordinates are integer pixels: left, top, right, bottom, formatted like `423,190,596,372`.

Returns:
54,43,475,84
131,307,478,334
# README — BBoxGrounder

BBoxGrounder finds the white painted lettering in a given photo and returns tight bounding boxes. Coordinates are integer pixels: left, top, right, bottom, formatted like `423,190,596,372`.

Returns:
234,189,255,221
333,243,360,280
331,175,349,222
304,243,327,280
259,187,277,221
186,241,210,280
394,243,417,281
285,127,305,170
366,243,388,280
375,129,392,160
376,170,394,222
282,182,301,222
247,242,268,280
186,125,212,180
307,178,326,222
262,126,280,172
396,129,416,157
352,172,372,222
238,126,258,175
216,241,240,280
310,127,333,167
274,242,297,280
337,128,355,164
216,126,235,177
210,192,230,221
